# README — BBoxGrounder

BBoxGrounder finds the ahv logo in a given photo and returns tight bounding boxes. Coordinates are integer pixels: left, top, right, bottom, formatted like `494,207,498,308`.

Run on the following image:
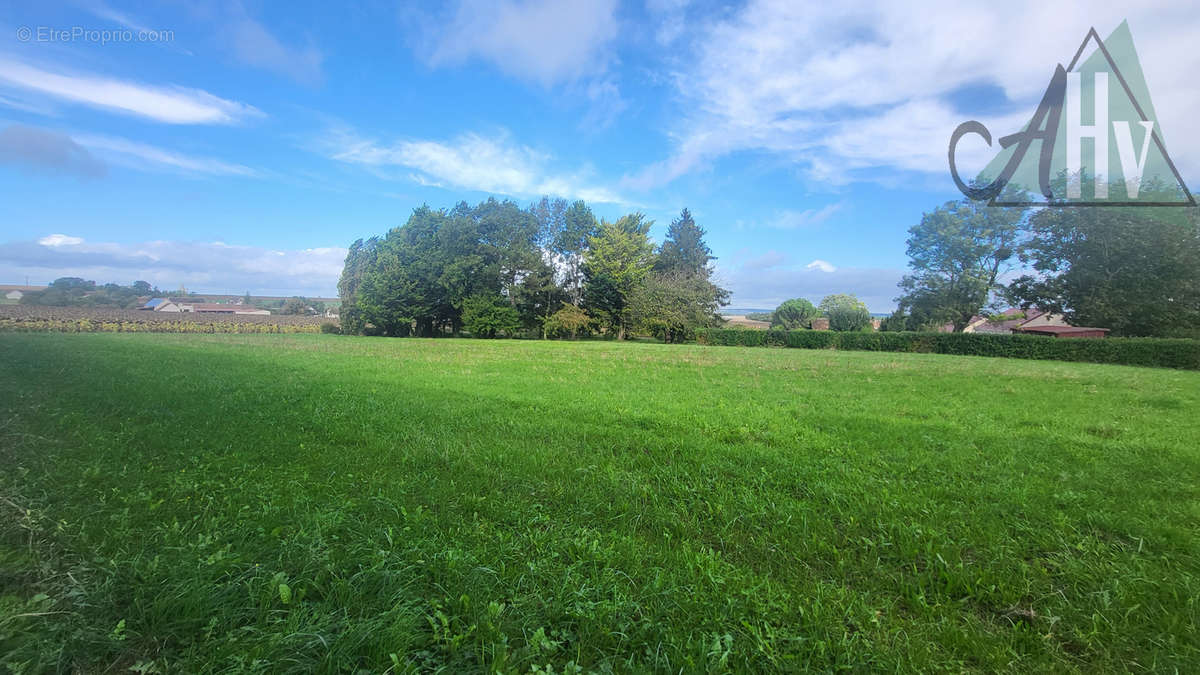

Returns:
949,21,1194,207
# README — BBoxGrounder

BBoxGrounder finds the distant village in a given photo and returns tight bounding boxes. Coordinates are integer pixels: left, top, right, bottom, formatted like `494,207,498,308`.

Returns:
2,283,339,319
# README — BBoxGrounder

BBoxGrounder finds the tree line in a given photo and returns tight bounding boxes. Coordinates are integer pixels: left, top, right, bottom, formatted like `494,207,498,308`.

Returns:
887,180,1200,337
18,278,160,308
337,198,729,341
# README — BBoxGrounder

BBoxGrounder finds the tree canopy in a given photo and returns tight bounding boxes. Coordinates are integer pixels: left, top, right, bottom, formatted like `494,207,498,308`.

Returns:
1008,192,1200,337
896,196,1023,331
770,298,817,330
340,200,727,341
819,294,872,332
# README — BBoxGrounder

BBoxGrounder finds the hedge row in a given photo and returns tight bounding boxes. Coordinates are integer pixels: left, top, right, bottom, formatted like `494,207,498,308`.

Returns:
0,318,321,334
694,328,1200,370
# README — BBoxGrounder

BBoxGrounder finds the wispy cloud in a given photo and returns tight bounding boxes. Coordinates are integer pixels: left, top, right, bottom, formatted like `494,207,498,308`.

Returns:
412,0,619,87
0,235,345,296
736,204,841,230
632,1,1200,187
805,259,836,273
321,127,627,204
769,204,841,229
226,5,323,85
74,134,258,177
0,59,262,125
82,1,159,35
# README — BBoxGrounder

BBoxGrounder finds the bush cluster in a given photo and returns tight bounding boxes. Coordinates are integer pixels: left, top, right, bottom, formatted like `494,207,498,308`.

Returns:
694,328,1200,370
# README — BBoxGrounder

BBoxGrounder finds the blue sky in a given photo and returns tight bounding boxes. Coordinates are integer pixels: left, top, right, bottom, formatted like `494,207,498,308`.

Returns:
1,1,1196,309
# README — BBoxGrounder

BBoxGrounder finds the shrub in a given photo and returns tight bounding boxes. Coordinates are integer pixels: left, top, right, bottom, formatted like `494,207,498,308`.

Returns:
818,294,873,332
695,328,1200,370
462,295,521,338
320,322,341,334
542,303,592,339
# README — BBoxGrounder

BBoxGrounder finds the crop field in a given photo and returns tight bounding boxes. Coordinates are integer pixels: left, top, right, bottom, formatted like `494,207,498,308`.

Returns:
0,305,326,334
1,333,1198,672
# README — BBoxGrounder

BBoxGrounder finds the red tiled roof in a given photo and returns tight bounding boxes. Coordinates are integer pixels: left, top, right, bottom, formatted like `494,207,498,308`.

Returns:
1015,325,1109,335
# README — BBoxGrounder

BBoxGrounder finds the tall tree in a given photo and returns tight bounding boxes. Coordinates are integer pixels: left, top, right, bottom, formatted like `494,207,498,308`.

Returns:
1008,193,1200,337
582,214,655,339
552,200,600,305
337,237,379,334
654,208,712,277
896,197,1025,331
652,208,730,322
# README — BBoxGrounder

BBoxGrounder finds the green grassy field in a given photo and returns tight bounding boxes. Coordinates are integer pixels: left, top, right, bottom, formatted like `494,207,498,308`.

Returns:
2,334,1198,673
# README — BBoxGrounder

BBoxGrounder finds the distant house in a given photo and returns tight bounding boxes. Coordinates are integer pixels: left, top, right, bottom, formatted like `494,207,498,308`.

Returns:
188,303,271,316
140,298,183,312
141,297,271,315
1,285,43,301
962,308,1109,338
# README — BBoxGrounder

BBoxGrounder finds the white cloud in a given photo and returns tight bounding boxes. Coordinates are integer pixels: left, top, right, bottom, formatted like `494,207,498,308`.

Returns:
767,204,841,229
634,1,1200,187
322,127,627,203
38,234,84,247
74,134,258,177
414,0,619,87
0,236,345,296
805,259,836,273
0,59,262,125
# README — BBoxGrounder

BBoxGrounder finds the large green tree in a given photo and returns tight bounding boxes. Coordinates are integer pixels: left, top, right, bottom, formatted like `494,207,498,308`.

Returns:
629,270,724,343
896,197,1025,331
550,200,600,306
338,237,380,334
582,214,655,339
345,199,552,337
1008,195,1200,337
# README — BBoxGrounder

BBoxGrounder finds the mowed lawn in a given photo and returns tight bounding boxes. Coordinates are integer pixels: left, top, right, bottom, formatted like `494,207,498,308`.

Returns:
1,334,1198,673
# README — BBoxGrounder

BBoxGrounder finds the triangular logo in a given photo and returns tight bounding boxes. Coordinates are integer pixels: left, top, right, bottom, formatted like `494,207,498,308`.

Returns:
948,21,1195,207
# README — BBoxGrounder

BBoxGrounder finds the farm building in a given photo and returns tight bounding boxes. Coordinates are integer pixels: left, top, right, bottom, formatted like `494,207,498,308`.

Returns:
140,298,271,315
1,285,44,301
140,298,184,312
186,303,271,315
